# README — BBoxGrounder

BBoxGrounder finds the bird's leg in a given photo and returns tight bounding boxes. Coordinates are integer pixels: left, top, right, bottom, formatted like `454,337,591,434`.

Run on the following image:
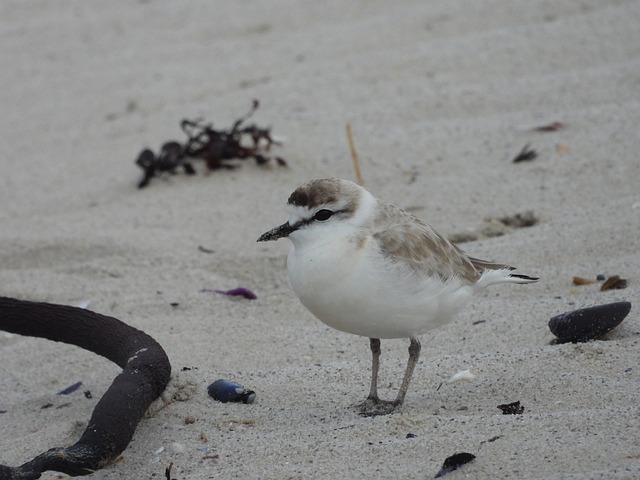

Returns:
358,337,397,416
367,337,381,401
393,336,421,406
358,338,392,415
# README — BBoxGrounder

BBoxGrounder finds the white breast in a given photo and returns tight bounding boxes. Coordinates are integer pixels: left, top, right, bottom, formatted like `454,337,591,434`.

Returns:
286,233,475,339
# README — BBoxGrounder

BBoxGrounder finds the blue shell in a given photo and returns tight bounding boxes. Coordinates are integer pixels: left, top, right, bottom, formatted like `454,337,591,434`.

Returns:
549,301,631,343
207,379,256,404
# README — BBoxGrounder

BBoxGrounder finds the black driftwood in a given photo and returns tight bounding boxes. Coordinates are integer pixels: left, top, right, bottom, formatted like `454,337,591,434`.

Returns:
0,297,171,479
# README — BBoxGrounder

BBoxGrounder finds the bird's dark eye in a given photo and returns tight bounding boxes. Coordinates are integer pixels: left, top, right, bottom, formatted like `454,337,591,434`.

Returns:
313,209,334,221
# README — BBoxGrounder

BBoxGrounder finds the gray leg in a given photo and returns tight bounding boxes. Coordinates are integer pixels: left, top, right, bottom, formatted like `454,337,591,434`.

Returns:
393,336,421,406
367,338,381,401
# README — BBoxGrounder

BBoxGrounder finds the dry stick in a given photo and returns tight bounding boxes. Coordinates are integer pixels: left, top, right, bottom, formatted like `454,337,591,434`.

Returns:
0,297,171,480
345,124,363,186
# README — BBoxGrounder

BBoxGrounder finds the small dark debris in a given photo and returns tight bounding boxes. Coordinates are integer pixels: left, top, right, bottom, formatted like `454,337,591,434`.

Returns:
596,273,606,281
625,368,632,373
203,288,257,300
0,410,7,414
472,320,486,325
135,99,286,188
497,400,524,415
58,381,82,395
165,462,174,480
170,302,180,308
198,246,215,254
479,435,502,448
498,211,538,228
41,403,53,409
448,211,538,244
406,433,417,439
600,275,627,291
512,143,537,163
434,452,476,478
549,301,631,343
84,390,92,399
532,121,565,132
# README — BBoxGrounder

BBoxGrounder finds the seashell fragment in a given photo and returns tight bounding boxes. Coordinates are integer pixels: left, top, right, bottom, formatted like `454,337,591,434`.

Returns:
207,379,256,404
202,288,258,300
434,452,476,478
572,276,596,286
57,381,82,395
600,275,627,291
548,301,631,342
447,370,475,383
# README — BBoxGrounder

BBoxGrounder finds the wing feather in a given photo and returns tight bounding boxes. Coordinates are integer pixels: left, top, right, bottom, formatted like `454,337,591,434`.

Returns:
372,203,481,283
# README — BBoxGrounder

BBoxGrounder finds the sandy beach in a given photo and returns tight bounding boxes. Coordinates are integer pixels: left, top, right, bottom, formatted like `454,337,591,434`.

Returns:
1,1,639,478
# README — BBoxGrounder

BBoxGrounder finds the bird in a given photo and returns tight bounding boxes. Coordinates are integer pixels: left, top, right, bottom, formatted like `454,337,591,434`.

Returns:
257,178,537,416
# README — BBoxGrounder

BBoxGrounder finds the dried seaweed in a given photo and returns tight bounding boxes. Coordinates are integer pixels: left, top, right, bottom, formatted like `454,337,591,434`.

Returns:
135,100,286,188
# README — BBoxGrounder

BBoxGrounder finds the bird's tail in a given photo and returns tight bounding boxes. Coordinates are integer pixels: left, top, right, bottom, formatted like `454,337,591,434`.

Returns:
476,268,538,289
508,273,539,283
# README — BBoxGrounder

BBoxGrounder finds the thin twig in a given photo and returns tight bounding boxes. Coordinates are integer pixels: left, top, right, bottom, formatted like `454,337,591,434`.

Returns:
345,124,363,186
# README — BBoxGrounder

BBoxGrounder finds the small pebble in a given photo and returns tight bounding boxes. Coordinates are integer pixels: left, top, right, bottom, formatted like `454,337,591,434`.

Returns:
207,379,256,404
549,301,631,343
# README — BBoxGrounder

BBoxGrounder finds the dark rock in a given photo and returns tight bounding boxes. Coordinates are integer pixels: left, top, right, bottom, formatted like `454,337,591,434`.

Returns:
549,301,631,343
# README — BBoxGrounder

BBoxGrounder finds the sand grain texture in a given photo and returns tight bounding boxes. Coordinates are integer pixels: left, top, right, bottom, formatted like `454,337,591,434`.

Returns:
1,1,639,479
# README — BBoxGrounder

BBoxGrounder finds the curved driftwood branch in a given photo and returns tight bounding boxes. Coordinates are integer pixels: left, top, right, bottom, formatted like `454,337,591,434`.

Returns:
0,297,171,479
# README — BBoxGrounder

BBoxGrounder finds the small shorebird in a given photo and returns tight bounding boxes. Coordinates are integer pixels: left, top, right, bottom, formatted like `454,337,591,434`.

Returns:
258,178,537,415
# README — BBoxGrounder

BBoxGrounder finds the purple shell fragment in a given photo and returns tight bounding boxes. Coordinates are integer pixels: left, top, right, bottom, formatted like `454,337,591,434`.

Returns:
57,381,82,395
203,288,257,300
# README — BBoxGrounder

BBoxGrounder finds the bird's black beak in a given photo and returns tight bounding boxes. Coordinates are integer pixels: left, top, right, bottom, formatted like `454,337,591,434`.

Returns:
257,222,296,242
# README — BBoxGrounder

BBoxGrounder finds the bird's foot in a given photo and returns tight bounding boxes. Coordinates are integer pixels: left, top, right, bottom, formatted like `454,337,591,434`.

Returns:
357,396,400,417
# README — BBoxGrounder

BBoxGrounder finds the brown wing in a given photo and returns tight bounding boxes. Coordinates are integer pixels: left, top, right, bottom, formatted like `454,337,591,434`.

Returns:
372,203,481,283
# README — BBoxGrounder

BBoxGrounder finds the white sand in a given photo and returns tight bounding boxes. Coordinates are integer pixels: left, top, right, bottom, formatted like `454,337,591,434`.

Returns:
1,1,639,478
